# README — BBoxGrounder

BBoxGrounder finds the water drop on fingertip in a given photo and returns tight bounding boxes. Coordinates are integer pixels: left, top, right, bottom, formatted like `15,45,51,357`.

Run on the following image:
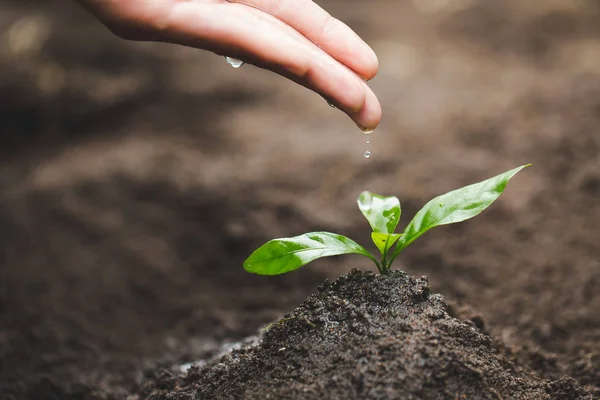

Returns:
224,56,244,68
361,127,375,134
364,151,371,158
327,100,336,108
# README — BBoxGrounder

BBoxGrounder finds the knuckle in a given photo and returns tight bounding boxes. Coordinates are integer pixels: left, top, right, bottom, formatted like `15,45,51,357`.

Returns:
144,11,173,34
287,55,312,83
299,62,312,81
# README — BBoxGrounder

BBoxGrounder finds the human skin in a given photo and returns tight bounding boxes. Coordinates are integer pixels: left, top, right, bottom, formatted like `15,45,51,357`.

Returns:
75,0,382,132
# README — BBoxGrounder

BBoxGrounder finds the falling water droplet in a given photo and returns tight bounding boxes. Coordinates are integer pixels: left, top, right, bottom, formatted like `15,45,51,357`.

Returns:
365,134,371,144
364,151,371,159
224,57,244,68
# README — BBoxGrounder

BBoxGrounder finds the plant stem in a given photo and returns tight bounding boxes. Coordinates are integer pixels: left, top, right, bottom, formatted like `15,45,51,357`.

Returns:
380,251,389,275
374,259,385,275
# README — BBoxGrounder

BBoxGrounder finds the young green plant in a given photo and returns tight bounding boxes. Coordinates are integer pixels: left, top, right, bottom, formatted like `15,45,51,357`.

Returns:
244,164,530,276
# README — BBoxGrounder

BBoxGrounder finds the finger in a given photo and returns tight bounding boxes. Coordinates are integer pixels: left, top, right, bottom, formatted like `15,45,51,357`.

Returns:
75,0,173,38
350,82,382,133
162,2,381,131
227,0,379,80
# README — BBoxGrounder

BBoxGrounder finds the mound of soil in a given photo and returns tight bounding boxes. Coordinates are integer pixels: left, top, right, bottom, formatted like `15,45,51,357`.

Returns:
141,270,592,400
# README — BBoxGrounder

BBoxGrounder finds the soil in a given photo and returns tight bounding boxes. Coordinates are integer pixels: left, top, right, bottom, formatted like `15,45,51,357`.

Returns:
1,0,599,399
141,270,592,400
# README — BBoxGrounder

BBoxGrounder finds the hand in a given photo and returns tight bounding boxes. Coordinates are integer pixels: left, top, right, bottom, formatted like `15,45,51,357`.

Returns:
76,0,381,132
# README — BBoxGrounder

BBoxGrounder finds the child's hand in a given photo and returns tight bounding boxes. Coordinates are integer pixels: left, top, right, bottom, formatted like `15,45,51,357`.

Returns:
77,0,381,131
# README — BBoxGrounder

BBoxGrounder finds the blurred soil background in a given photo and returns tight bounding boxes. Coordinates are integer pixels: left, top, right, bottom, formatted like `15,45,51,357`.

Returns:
0,0,599,398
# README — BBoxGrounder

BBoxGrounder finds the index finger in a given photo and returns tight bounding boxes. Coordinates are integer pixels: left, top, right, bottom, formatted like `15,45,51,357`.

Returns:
226,0,379,80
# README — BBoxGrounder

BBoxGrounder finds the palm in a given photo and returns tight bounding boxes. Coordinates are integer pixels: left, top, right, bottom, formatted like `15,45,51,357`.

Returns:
77,0,381,131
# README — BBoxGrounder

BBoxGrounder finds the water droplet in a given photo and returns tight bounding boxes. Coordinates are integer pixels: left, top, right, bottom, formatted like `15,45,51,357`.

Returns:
327,100,336,108
365,134,371,144
359,192,373,210
364,151,371,158
361,127,375,134
439,203,445,207
224,56,244,68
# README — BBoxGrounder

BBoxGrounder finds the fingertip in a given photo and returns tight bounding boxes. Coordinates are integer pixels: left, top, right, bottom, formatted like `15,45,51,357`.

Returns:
361,47,379,81
350,85,382,132
323,62,368,114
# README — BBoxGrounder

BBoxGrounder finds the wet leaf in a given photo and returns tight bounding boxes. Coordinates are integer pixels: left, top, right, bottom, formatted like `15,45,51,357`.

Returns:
244,232,375,276
392,164,531,259
371,232,402,254
357,191,401,234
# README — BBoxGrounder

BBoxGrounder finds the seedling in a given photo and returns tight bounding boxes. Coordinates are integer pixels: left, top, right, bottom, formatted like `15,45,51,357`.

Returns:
244,164,530,276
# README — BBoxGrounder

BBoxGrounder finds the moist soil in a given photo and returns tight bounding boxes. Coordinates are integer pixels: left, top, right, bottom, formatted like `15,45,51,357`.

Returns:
141,270,591,400
1,0,600,399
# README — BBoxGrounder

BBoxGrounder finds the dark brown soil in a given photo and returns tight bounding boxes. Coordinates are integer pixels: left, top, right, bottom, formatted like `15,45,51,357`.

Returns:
141,270,591,400
1,0,599,399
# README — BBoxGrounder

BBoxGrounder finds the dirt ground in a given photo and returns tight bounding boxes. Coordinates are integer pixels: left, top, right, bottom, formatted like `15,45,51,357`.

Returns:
142,270,592,400
0,0,599,398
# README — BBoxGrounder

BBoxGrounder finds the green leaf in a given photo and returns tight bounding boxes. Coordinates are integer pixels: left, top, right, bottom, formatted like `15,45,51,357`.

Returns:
371,232,402,254
391,164,531,260
357,191,401,234
244,232,376,276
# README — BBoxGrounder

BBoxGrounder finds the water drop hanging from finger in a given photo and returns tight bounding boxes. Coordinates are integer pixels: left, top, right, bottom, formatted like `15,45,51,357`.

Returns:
225,57,244,68
361,127,375,134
